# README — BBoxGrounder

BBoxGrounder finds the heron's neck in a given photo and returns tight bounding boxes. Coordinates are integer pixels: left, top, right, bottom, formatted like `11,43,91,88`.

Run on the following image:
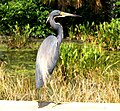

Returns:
50,17,63,45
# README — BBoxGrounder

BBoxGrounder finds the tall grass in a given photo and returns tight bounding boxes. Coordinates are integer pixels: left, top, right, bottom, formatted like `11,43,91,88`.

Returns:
0,42,119,102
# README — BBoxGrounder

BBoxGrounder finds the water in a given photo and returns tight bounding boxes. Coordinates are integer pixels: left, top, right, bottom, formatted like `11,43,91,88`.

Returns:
0,49,37,77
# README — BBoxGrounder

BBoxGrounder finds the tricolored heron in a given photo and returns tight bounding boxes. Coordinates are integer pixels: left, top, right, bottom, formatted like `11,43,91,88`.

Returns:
36,10,80,89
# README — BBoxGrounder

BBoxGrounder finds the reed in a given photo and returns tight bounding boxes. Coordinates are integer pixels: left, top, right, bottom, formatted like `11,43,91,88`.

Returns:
0,42,119,102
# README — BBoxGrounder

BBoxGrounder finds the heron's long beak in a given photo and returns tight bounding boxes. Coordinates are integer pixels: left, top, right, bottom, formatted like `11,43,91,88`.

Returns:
60,11,81,17
46,11,81,23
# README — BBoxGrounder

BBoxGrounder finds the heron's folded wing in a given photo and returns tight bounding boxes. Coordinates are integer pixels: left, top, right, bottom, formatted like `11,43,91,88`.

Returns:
46,37,60,74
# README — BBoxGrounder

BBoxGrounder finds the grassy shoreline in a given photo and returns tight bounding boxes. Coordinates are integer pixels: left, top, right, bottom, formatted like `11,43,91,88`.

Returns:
0,42,120,102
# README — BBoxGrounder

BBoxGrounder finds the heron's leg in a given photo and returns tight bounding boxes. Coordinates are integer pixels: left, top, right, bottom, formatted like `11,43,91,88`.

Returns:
43,81,48,101
35,88,41,102
50,80,59,104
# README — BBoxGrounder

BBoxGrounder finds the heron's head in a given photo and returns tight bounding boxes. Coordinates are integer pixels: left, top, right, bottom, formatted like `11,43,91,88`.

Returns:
46,10,81,23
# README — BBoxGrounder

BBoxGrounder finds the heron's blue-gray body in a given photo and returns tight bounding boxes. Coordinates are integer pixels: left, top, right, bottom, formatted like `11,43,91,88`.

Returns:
35,10,80,88
36,35,60,88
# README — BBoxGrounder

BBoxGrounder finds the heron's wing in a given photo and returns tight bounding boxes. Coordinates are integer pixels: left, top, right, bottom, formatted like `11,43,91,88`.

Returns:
46,36,60,74
35,36,59,88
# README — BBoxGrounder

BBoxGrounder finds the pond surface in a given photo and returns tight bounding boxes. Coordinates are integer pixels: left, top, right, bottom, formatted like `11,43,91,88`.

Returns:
0,49,38,77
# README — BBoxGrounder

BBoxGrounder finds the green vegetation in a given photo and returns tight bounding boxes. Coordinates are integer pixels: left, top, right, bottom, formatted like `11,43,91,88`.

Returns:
0,0,52,37
0,0,119,37
69,18,120,50
0,42,120,102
